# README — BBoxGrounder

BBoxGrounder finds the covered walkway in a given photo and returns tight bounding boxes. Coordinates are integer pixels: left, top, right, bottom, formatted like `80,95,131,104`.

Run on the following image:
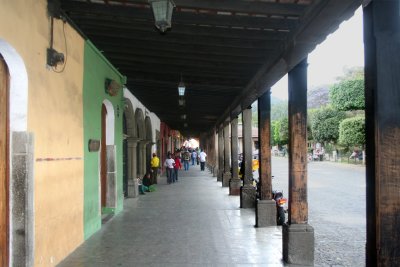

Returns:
58,167,284,266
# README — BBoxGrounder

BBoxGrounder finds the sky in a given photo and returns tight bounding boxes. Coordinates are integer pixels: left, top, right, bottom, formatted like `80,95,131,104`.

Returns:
271,7,364,100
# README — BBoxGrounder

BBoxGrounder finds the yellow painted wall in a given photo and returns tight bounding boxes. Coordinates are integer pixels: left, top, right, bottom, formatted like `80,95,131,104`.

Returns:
0,0,84,266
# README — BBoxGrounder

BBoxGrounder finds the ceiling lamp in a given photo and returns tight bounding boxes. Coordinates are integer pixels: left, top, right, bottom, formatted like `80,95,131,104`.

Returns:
149,0,175,33
178,74,185,96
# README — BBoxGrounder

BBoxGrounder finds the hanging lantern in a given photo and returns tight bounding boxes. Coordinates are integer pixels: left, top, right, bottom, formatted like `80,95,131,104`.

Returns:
149,0,175,33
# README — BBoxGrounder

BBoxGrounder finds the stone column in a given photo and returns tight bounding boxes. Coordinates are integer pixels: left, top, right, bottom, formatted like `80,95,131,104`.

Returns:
137,141,146,178
230,117,241,195
140,140,150,176
217,125,224,182
213,129,218,177
240,107,256,208
256,90,276,227
222,121,231,187
283,58,314,265
127,138,139,198
364,1,400,265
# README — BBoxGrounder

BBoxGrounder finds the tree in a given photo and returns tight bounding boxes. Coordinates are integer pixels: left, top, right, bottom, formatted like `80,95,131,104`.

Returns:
271,101,288,121
330,75,365,111
338,116,365,148
310,107,346,143
271,118,288,146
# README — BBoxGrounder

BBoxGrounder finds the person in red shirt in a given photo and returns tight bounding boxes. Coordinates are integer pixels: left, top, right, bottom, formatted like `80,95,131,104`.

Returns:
173,154,182,183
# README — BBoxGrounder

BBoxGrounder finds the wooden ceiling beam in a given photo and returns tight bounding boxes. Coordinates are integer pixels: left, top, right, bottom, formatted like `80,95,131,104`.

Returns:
81,26,281,49
72,13,294,41
89,37,274,58
68,10,298,33
69,0,308,16
100,47,266,65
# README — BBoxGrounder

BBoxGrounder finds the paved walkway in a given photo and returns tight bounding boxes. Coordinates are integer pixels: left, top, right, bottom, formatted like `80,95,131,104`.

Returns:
58,166,285,267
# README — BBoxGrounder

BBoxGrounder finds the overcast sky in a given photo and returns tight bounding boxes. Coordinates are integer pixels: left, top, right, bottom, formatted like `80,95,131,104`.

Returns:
271,7,364,100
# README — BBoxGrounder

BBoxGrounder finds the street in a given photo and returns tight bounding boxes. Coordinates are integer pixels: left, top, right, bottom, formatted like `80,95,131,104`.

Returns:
271,157,366,266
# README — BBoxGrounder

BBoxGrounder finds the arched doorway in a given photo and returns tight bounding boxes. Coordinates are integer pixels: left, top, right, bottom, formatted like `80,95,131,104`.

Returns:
145,116,153,171
100,104,107,208
135,109,145,178
100,100,117,211
0,54,9,267
122,114,128,197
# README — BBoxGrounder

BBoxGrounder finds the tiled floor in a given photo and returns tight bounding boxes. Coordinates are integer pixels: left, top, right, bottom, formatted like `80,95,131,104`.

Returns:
58,167,285,267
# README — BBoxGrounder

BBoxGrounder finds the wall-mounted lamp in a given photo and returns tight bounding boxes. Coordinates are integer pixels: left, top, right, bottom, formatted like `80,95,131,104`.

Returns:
184,123,188,128
178,98,185,106
149,0,175,33
181,114,187,120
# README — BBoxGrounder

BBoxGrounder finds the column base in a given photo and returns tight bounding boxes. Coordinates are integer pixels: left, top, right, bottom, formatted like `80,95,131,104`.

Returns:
229,179,242,195
213,168,217,177
283,224,314,266
240,185,256,208
222,172,231,187
127,179,139,198
217,170,223,182
256,199,276,227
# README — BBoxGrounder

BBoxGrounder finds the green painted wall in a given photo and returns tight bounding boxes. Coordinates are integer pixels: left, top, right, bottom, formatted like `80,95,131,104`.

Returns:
83,41,125,240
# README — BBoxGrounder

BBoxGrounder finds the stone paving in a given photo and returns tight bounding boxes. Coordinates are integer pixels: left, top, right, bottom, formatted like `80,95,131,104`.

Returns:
58,165,286,267
272,157,366,267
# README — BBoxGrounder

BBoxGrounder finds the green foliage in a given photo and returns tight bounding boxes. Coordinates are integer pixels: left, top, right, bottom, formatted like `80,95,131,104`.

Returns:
310,107,346,143
271,117,288,146
330,78,365,111
338,116,365,147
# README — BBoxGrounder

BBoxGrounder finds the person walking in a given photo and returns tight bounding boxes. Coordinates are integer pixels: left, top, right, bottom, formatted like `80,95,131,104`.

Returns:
199,149,207,171
191,149,197,165
173,154,182,182
150,153,160,184
182,149,190,171
164,154,175,184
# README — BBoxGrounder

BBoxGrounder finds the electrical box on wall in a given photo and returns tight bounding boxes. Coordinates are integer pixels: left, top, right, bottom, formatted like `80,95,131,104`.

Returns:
47,48,64,67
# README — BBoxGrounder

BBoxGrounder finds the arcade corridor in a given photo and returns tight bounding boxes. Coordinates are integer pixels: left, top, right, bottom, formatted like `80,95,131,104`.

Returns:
58,167,283,266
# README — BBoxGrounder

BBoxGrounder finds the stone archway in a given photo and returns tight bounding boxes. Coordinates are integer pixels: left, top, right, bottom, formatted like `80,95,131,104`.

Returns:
135,109,145,178
101,100,117,210
145,116,153,171
0,41,33,267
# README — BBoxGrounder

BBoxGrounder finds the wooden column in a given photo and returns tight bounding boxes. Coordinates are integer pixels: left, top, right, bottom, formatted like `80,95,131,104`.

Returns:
222,121,231,187
256,90,276,227
288,58,309,224
258,90,272,200
229,117,241,195
364,1,400,265
283,58,314,265
242,107,253,185
240,107,256,208
217,125,224,182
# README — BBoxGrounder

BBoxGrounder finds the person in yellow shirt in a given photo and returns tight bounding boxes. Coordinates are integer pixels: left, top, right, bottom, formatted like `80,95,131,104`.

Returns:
150,153,160,184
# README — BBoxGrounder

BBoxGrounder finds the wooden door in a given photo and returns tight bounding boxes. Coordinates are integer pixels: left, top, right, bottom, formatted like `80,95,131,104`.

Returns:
100,104,107,208
0,55,9,266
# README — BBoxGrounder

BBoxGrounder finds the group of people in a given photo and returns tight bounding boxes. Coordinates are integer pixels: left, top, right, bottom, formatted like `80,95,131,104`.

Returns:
138,148,208,193
163,147,208,184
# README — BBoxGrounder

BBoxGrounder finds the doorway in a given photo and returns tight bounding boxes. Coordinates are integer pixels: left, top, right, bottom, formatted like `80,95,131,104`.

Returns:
0,55,9,266
100,104,107,209
122,114,128,197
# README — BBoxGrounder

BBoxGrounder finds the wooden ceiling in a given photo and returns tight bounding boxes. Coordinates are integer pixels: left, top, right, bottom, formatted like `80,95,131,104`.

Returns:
59,0,361,136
